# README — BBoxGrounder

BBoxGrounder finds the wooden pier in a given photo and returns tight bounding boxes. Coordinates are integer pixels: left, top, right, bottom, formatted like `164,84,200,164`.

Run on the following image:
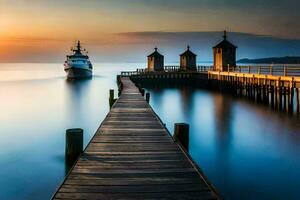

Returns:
52,77,220,200
123,65,300,115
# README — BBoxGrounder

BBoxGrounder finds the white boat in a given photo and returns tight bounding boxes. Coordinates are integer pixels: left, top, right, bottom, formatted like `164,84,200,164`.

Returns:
64,41,93,79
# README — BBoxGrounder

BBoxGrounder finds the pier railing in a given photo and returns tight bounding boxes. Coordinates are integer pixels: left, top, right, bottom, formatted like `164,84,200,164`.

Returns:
121,65,213,76
217,66,300,77
121,65,300,77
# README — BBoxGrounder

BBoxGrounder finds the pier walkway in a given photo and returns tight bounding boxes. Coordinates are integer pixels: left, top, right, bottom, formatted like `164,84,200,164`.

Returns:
53,77,220,200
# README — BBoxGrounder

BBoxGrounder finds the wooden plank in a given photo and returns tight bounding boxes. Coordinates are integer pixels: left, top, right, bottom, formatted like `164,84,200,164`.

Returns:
52,77,220,200
64,177,205,186
55,191,216,200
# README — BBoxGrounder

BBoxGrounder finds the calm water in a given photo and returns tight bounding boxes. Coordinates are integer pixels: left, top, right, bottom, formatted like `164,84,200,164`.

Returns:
0,63,137,200
148,87,300,200
0,63,299,200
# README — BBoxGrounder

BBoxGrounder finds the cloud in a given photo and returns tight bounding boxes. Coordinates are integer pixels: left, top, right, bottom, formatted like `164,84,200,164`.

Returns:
1,0,299,39
1,31,300,63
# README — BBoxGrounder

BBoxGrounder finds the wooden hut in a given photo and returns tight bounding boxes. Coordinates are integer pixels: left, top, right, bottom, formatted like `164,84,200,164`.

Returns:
213,31,237,71
147,47,164,71
180,46,197,71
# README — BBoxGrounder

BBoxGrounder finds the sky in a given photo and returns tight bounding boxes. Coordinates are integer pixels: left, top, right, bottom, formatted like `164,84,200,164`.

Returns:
0,0,299,62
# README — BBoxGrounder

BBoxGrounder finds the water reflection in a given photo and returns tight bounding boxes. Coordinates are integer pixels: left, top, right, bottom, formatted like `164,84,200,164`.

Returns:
214,94,233,137
65,78,92,119
179,87,195,121
213,94,234,160
213,94,235,191
148,86,300,200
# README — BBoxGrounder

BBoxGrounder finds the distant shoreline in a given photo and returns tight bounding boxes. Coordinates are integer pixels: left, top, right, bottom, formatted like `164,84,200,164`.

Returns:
238,56,300,64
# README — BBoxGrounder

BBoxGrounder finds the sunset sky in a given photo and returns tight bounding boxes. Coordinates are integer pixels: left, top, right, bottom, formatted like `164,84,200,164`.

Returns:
0,0,299,62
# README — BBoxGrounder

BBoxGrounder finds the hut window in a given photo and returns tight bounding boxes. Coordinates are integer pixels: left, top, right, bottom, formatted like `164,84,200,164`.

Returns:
218,49,221,53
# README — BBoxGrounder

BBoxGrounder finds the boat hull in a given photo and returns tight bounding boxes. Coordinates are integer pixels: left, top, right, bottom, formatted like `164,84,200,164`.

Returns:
65,67,92,79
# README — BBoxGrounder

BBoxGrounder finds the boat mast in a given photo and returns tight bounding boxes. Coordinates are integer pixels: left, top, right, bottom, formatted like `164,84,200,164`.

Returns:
73,41,82,54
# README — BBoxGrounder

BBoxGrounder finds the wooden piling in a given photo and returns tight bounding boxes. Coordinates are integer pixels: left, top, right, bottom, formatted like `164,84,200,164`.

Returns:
297,88,300,114
257,85,261,103
283,87,287,112
146,92,150,103
270,85,275,108
65,128,83,162
140,88,145,96
275,86,278,110
174,123,189,152
279,86,283,111
109,89,114,100
109,89,117,109
289,86,294,114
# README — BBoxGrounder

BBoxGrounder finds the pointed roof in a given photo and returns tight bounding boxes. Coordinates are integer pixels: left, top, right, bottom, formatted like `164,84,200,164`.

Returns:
213,31,237,49
180,45,197,57
147,47,164,57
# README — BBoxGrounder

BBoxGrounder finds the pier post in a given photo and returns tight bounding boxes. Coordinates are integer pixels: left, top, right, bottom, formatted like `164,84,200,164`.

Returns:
257,84,261,103
271,85,275,108
297,88,300,114
262,84,266,103
146,92,150,103
110,89,114,100
275,86,278,110
288,86,294,114
109,89,117,109
283,87,287,112
140,88,145,96
278,81,283,111
174,123,189,152
66,128,83,162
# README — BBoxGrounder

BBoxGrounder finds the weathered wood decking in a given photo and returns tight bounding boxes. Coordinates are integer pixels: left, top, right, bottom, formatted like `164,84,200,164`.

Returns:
53,77,220,200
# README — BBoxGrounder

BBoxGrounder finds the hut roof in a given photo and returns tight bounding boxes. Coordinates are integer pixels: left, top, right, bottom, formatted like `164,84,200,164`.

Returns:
147,47,164,57
213,31,237,49
180,46,197,57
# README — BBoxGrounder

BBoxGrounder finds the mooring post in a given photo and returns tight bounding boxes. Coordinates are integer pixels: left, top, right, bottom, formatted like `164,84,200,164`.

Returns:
109,89,114,100
109,89,117,109
271,85,275,108
283,87,287,112
275,85,278,110
174,123,189,152
66,128,83,162
141,88,145,96
278,83,283,111
297,88,300,114
146,92,150,103
263,84,267,105
257,84,261,103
